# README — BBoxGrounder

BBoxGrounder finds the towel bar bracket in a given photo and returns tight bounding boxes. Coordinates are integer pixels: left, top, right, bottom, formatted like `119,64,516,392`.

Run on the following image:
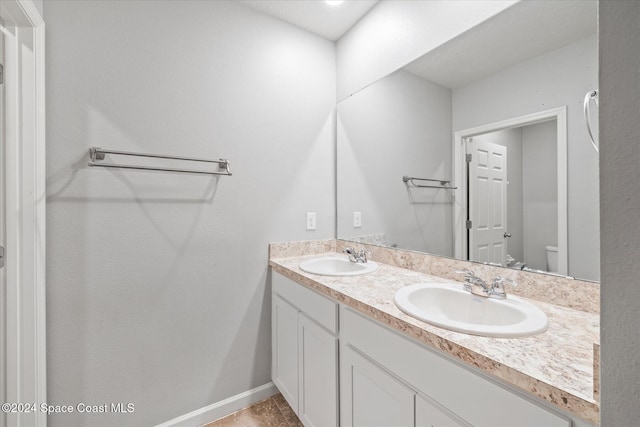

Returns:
90,147,106,161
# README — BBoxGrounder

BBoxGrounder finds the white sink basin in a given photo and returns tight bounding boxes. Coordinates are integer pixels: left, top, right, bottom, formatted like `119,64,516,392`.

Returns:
394,283,548,338
299,257,378,276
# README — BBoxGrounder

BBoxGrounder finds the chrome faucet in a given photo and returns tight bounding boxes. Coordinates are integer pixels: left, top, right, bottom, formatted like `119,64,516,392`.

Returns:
343,247,369,263
456,269,489,295
455,270,516,299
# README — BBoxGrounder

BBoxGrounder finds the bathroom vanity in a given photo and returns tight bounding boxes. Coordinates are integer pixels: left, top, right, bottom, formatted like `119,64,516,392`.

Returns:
269,240,599,427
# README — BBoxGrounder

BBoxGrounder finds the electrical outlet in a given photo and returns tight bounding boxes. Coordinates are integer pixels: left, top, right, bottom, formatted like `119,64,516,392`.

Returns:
353,211,362,227
306,212,317,230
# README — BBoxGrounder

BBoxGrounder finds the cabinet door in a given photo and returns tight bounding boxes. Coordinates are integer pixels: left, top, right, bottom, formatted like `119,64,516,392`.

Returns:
341,344,414,427
298,314,339,427
272,294,299,412
342,307,571,427
416,393,470,427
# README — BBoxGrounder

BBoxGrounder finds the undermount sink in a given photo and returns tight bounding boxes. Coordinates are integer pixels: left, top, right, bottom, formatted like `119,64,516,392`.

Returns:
394,283,548,338
299,256,378,276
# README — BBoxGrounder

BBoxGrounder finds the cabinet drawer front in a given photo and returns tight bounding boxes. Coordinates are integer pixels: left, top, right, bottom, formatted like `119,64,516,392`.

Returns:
273,272,338,334
341,307,571,427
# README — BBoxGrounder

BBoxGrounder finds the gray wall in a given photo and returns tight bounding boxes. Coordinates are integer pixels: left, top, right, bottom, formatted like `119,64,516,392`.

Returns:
453,35,599,281
45,1,335,426
522,121,558,271
600,0,640,425
32,0,43,17
337,70,453,254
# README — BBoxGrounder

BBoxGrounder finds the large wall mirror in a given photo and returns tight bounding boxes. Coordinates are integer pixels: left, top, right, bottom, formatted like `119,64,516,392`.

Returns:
337,1,599,282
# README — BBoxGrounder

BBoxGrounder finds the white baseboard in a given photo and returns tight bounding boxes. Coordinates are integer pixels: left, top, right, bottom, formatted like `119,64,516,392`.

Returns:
155,382,279,427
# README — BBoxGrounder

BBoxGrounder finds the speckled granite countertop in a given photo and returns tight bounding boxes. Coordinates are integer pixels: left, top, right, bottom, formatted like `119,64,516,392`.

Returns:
269,252,599,424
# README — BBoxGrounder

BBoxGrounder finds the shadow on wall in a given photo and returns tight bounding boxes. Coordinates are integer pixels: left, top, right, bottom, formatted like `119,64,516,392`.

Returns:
208,267,273,402
406,187,455,256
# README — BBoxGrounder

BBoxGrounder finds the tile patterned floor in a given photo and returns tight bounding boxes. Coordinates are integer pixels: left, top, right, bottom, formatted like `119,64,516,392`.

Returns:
202,393,303,427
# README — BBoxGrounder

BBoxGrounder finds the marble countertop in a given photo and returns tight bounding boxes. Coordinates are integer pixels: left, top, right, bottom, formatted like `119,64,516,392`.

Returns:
269,252,599,424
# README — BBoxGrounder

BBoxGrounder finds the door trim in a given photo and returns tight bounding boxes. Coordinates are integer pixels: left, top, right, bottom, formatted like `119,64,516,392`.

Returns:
453,107,568,275
1,1,46,426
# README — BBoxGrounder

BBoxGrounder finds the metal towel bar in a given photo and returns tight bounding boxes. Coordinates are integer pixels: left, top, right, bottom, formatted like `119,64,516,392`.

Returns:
88,147,232,176
403,175,457,190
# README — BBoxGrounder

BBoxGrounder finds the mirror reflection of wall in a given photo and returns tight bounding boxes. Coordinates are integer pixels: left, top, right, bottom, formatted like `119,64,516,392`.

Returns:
336,1,599,282
337,70,453,254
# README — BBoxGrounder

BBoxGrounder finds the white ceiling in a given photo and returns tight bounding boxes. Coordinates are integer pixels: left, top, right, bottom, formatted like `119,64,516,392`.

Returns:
239,0,597,89
239,0,380,41
404,0,598,89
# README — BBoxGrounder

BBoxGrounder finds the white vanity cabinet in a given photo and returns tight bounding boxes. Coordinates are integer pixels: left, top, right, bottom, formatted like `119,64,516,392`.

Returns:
272,273,339,427
272,294,299,410
415,394,469,427
340,307,572,427
271,270,593,427
341,329,469,427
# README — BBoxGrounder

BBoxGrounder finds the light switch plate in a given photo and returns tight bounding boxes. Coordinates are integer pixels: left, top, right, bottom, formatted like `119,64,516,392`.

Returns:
306,212,317,230
353,211,362,227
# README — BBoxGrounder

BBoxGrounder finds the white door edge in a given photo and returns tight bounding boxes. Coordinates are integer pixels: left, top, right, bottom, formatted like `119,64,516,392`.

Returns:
0,1,46,427
453,107,568,276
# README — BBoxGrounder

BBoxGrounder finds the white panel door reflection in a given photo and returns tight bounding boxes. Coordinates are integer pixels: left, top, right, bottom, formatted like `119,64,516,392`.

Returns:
468,137,507,266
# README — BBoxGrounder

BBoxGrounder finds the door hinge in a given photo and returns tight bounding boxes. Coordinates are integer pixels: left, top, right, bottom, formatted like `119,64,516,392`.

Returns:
466,154,472,163
0,246,4,268
0,64,4,85
466,220,472,229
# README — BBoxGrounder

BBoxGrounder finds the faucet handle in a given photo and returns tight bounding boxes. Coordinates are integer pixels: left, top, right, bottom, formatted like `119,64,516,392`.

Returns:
493,276,516,286
343,247,357,262
490,276,517,299
454,269,475,291
343,247,369,263
505,276,516,284
454,269,474,277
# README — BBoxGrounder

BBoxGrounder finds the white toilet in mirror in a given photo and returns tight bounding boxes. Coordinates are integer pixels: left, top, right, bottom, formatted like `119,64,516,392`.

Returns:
545,246,559,273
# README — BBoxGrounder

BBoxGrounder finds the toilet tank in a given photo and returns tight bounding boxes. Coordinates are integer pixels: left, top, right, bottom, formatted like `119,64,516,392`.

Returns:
545,245,558,273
